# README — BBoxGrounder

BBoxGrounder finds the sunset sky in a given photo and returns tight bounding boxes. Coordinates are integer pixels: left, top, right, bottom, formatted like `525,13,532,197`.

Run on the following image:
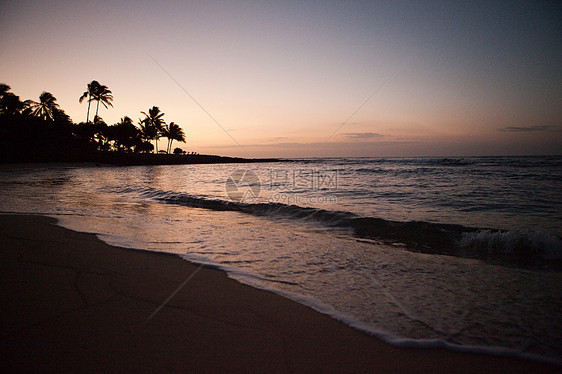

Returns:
2,0,561,157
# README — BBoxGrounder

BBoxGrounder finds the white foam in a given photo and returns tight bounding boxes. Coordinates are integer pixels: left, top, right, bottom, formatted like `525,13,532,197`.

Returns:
179,252,562,366
48,216,562,366
460,229,562,259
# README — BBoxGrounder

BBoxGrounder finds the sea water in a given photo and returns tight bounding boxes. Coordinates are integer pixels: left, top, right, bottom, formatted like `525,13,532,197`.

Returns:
1,156,561,362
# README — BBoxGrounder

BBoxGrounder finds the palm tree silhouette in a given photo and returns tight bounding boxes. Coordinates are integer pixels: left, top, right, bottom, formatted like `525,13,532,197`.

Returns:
138,118,156,142
140,106,165,153
27,92,60,121
163,122,186,154
79,81,100,123
0,83,25,115
136,118,156,153
92,115,110,151
93,84,113,118
160,123,170,153
110,116,138,152
0,84,10,97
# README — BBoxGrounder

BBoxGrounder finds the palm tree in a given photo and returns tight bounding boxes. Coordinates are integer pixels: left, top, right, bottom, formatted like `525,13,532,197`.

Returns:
136,118,155,153
109,116,139,152
27,92,60,121
138,118,156,142
92,115,110,151
92,84,113,118
0,84,10,97
140,106,165,153
163,122,186,154
159,123,170,153
0,84,25,116
79,81,100,123
51,107,73,125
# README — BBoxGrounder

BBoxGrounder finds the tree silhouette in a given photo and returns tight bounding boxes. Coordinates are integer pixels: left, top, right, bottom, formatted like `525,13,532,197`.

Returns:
138,118,156,142
51,107,73,126
0,84,26,116
162,122,186,154
160,124,171,153
140,106,165,153
91,116,110,151
1,81,200,162
75,121,98,148
136,118,157,153
109,116,139,152
79,81,100,123
93,83,113,118
27,92,60,121
79,81,113,122
0,84,10,98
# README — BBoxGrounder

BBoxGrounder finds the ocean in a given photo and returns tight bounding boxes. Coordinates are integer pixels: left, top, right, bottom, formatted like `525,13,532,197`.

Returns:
1,156,561,363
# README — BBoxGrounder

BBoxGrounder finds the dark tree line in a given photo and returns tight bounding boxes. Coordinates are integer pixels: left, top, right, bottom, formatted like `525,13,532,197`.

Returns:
0,82,186,162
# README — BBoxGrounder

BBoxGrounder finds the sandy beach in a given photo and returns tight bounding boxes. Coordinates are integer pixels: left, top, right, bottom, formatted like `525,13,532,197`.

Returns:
0,214,558,373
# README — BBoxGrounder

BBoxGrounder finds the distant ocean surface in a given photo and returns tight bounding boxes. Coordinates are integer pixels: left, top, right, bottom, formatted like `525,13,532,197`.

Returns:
1,156,561,363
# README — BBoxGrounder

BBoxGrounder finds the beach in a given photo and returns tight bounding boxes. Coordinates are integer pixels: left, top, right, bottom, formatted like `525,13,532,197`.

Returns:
0,214,558,373
3,0,561,369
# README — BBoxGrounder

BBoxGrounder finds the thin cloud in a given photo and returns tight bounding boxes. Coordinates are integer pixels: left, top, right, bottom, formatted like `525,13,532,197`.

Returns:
498,125,554,132
342,132,384,140
212,139,418,150
267,136,295,142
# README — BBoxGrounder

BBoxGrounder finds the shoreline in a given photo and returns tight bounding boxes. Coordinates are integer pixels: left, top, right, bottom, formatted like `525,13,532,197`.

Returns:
1,214,559,373
0,151,282,166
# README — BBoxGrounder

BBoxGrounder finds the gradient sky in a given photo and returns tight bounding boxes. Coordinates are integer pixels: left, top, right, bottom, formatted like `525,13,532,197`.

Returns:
2,0,561,157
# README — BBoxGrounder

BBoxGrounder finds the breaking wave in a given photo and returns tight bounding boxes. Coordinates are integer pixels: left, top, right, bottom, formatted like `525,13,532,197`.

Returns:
112,186,562,269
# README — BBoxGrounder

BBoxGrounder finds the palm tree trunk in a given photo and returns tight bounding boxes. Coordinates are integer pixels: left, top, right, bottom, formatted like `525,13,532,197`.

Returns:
95,100,100,118
168,139,173,154
86,98,91,123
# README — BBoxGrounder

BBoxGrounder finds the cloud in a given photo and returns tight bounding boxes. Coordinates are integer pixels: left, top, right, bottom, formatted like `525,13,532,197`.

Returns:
267,136,295,142
498,125,554,132
212,139,419,150
341,132,384,140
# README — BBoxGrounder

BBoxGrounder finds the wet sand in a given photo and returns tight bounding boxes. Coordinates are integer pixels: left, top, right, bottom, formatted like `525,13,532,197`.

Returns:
0,214,558,373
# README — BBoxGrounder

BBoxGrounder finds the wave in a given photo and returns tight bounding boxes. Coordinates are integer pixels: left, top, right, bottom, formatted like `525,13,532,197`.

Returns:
459,229,562,260
180,253,561,367
297,156,562,168
116,186,562,269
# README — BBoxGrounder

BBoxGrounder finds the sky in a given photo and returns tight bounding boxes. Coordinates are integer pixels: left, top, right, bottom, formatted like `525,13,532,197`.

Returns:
1,0,561,157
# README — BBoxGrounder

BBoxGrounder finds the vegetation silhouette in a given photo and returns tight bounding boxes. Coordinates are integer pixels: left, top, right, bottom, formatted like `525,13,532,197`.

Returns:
26,92,60,121
137,118,157,153
110,116,141,152
93,83,113,118
0,84,26,115
162,122,186,154
140,106,166,153
0,81,275,165
79,80,113,122
79,81,98,123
